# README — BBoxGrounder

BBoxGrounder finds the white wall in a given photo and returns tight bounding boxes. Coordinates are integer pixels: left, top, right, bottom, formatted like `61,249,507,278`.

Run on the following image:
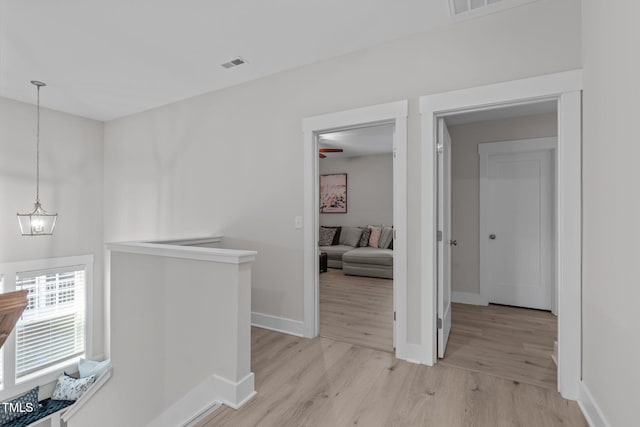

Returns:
68,249,253,427
103,0,581,344
0,96,105,391
319,154,393,227
582,1,639,425
448,113,557,294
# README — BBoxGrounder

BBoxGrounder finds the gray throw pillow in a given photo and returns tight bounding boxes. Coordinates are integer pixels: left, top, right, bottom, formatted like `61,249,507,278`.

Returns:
339,226,363,247
321,226,341,245
358,227,371,247
378,226,394,249
319,227,337,246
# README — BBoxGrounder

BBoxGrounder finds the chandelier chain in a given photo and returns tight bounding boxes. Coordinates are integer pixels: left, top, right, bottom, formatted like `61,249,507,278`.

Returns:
36,83,40,204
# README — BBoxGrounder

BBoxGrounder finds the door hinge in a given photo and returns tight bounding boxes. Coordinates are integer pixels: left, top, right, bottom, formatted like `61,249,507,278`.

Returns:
437,318,443,329
394,311,396,321
393,229,397,239
393,147,397,158
437,230,443,242
436,142,443,154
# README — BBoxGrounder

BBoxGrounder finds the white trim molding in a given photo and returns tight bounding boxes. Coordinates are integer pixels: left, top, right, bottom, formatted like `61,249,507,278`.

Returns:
404,343,429,365
144,373,255,427
302,100,410,362
106,238,256,264
419,70,583,400
451,291,488,306
213,373,256,410
477,137,557,155
251,312,305,337
578,382,611,427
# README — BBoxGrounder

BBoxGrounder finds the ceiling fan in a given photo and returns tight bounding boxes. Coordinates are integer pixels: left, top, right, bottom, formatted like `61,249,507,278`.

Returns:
319,148,343,158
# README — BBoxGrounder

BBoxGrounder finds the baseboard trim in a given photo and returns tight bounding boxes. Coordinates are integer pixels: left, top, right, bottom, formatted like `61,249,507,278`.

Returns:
451,291,488,306
213,373,256,410
251,312,304,337
578,381,611,427
404,342,430,366
145,373,255,427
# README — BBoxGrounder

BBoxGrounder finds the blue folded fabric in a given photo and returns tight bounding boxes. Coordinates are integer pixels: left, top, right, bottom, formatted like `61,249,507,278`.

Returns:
3,399,74,427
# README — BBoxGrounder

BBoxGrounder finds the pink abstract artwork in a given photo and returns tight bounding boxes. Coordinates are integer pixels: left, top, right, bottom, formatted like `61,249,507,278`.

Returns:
320,173,347,213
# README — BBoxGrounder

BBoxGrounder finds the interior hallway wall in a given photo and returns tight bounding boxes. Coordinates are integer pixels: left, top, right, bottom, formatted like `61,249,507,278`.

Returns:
581,1,640,425
103,0,581,345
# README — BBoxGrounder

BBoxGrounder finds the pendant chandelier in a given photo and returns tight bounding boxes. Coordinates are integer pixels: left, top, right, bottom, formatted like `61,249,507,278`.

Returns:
17,81,58,236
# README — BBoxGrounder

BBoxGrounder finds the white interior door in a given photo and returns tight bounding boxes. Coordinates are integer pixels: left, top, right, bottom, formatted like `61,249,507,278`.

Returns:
480,140,555,311
437,118,452,358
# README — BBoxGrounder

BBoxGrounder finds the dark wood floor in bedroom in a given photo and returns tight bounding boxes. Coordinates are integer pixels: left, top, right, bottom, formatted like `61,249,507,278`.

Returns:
319,268,393,353
196,327,586,427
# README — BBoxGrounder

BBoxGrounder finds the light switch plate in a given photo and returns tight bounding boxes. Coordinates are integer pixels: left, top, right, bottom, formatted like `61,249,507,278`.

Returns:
294,216,303,229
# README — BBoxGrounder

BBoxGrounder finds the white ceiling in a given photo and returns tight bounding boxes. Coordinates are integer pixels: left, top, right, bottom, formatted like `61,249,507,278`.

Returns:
444,100,557,126
0,0,453,121
319,123,394,158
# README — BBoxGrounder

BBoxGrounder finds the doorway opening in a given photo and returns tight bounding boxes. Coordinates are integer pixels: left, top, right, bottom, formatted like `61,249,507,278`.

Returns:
419,70,582,400
438,107,559,389
302,101,408,359
317,124,395,352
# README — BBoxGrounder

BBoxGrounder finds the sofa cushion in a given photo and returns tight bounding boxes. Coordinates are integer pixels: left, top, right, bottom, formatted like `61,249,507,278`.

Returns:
343,263,393,279
368,226,382,247
321,226,342,245
339,226,363,247
319,227,337,246
343,247,393,266
357,227,371,247
378,226,393,249
320,245,354,261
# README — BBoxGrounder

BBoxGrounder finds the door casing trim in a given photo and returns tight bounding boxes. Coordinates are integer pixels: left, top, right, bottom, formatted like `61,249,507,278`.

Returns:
419,70,582,400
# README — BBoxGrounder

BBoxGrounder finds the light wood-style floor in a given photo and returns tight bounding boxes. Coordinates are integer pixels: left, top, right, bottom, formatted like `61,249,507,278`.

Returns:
197,327,586,427
319,268,393,352
441,303,557,390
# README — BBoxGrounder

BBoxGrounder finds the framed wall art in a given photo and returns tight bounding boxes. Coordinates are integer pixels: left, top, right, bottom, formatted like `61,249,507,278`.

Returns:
320,173,347,213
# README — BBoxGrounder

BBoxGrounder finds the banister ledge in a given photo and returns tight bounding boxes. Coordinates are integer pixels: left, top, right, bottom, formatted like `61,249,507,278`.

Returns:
105,236,256,264
62,367,113,423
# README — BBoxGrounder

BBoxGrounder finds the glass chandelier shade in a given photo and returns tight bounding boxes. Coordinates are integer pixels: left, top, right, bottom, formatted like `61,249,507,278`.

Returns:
17,81,58,236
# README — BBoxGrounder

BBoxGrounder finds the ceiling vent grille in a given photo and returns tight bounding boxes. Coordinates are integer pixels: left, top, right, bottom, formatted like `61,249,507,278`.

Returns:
221,57,247,69
449,0,538,17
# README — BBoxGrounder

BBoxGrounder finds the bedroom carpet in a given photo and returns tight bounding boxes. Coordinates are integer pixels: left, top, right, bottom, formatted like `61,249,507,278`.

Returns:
440,303,557,390
196,327,585,427
319,268,393,353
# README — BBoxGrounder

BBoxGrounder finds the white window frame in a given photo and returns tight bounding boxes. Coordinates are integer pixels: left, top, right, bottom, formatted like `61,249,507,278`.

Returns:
0,255,93,401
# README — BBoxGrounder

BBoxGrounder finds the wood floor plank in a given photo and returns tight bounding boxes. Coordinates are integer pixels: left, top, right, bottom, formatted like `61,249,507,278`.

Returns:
440,303,558,390
319,268,393,352
196,328,585,427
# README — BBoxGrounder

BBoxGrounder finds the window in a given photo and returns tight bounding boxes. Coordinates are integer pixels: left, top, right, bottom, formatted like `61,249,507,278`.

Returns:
15,268,86,378
0,255,92,398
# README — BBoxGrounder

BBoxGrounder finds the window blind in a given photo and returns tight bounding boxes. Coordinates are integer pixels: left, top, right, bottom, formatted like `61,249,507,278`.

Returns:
15,269,86,378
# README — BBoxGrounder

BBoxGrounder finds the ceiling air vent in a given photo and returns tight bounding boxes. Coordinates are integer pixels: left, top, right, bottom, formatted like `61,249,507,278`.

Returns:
221,57,248,69
449,0,538,17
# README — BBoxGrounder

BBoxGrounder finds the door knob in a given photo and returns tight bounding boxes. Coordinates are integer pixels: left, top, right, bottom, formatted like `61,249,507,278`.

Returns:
449,240,457,246
489,234,496,240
